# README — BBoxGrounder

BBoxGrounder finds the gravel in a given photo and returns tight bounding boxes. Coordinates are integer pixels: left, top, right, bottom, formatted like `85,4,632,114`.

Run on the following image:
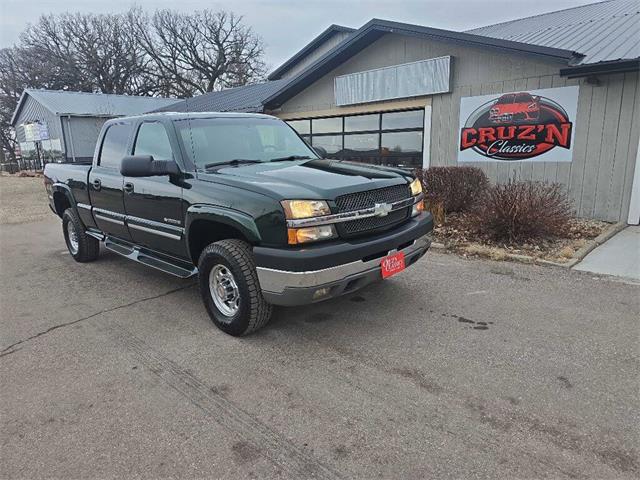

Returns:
0,175,50,225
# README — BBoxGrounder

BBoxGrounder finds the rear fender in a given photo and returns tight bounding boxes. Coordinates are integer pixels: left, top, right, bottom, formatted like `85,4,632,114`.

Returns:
51,183,80,220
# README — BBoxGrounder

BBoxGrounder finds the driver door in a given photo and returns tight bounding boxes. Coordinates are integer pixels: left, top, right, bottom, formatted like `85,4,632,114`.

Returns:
123,121,186,258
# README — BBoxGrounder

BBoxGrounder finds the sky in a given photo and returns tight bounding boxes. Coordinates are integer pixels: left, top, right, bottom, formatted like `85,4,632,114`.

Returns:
0,0,598,73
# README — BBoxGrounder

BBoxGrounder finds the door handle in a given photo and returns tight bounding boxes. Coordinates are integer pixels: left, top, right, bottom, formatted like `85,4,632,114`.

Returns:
92,178,102,190
124,182,134,194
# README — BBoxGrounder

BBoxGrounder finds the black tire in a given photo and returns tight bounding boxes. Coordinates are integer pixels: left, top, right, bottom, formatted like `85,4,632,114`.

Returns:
198,239,272,336
62,208,100,262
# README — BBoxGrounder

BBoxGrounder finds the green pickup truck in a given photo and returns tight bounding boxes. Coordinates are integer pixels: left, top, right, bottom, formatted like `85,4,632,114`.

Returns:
44,112,433,335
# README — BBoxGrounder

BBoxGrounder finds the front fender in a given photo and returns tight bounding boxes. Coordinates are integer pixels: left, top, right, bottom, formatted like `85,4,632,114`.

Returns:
186,204,262,246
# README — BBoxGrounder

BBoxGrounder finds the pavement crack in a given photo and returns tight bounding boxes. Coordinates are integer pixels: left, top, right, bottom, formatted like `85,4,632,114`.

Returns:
0,283,195,358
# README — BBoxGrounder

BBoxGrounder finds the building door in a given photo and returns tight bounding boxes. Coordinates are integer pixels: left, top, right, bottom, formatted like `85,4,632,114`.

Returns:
88,122,132,240
123,121,186,258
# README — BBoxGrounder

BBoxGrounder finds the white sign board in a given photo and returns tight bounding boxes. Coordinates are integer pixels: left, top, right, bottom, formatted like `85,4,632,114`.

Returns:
458,86,579,163
21,121,49,142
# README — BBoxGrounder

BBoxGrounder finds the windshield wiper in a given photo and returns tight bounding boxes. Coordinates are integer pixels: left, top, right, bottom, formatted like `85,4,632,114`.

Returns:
203,159,262,170
268,155,312,162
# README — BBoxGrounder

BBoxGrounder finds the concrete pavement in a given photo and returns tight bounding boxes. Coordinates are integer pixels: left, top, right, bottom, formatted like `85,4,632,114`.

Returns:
1,218,639,479
574,226,640,282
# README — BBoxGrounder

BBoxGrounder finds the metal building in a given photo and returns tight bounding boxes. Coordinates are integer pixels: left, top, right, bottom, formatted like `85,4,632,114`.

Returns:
163,0,639,224
10,90,177,166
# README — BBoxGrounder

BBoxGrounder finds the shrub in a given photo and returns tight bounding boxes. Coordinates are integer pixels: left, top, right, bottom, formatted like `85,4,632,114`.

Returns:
414,166,488,214
470,180,573,242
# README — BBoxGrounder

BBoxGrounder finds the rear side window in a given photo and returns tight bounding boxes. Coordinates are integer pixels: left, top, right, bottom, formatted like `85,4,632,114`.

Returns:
99,124,131,169
133,122,173,160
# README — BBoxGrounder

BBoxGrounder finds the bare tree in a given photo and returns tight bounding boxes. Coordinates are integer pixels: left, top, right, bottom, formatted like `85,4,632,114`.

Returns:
0,8,266,162
20,12,151,95
131,9,266,97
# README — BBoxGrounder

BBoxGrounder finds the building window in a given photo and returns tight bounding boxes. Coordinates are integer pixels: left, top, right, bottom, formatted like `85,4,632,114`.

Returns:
311,117,342,134
344,114,378,132
381,110,424,130
381,131,423,169
287,109,424,168
287,119,310,135
344,133,378,154
311,135,342,154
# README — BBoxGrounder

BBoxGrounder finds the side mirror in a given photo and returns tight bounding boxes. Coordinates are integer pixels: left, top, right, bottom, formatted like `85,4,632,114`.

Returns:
120,155,180,177
313,146,327,158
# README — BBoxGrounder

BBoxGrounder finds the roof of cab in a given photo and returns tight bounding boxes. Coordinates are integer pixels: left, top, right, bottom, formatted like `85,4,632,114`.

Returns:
104,111,279,124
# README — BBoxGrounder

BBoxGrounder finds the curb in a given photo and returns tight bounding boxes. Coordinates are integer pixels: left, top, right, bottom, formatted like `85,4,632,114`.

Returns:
569,222,627,267
430,221,626,269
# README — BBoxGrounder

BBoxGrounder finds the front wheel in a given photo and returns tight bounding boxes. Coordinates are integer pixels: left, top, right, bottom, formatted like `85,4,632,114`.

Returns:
62,208,99,262
198,239,272,336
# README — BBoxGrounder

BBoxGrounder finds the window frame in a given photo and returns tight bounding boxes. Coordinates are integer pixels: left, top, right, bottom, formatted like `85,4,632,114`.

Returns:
131,121,175,161
97,121,133,170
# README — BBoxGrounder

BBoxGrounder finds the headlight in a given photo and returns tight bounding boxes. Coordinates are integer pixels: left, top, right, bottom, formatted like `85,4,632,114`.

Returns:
409,178,422,196
288,225,337,245
281,200,331,219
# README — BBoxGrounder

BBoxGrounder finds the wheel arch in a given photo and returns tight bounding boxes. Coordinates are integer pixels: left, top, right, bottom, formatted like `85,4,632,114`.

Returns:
185,205,262,265
51,184,77,219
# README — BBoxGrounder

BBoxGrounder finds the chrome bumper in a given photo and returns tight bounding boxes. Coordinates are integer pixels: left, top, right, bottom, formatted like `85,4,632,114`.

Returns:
256,233,431,306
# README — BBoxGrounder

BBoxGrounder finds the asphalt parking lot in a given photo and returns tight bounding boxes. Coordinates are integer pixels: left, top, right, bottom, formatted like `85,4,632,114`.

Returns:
1,214,639,479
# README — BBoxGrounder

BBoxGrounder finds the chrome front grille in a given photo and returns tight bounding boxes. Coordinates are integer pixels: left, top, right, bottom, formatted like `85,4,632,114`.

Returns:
334,184,412,238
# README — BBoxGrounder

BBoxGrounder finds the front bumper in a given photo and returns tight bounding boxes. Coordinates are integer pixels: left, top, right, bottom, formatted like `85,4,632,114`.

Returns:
255,214,433,306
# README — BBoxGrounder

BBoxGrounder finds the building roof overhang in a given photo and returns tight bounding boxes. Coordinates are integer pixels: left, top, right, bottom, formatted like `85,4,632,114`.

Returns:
264,19,580,109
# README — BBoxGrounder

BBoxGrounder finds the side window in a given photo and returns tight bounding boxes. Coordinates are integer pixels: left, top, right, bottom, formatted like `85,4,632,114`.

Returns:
133,122,173,160
99,123,131,169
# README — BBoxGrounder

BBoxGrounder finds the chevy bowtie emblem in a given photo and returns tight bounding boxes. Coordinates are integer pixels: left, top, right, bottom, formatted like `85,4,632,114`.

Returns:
374,202,393,217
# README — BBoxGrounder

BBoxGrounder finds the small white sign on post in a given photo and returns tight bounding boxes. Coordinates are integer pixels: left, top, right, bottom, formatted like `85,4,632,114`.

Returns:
458,86,579,163
21,121,49,142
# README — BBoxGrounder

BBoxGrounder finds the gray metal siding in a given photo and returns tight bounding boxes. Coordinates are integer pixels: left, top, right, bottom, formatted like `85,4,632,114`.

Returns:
13,96,64,145
335,56,451,106
278,33,640,222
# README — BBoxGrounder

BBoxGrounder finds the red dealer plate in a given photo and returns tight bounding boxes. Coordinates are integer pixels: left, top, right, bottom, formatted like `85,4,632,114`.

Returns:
381,251,405,279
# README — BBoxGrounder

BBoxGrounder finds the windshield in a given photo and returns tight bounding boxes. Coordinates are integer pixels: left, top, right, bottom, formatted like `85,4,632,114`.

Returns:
174,117,317,169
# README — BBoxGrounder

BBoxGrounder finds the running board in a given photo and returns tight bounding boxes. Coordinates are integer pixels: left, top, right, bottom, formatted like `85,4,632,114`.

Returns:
104,238,197,278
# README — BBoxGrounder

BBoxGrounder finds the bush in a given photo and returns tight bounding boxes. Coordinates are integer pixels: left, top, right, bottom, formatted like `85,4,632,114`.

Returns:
414,166,488,214
470,180,573,242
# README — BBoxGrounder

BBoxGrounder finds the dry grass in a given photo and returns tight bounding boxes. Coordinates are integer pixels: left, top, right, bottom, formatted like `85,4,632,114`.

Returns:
461,244,508,261
435,213,609,264
0,175,50,224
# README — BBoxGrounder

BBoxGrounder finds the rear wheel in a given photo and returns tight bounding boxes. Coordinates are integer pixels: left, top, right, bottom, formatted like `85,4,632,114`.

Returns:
62,208,99,262
198,239,272,336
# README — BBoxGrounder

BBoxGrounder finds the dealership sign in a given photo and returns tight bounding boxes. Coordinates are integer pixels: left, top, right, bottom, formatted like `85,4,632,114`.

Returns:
458,86,579,162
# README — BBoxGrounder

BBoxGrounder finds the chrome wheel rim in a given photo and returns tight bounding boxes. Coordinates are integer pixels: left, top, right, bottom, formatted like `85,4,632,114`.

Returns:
209,264,240,318
66,221,79,255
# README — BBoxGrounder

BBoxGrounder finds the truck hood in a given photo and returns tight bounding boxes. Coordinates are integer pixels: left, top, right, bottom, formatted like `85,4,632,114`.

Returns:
197,159,413,200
